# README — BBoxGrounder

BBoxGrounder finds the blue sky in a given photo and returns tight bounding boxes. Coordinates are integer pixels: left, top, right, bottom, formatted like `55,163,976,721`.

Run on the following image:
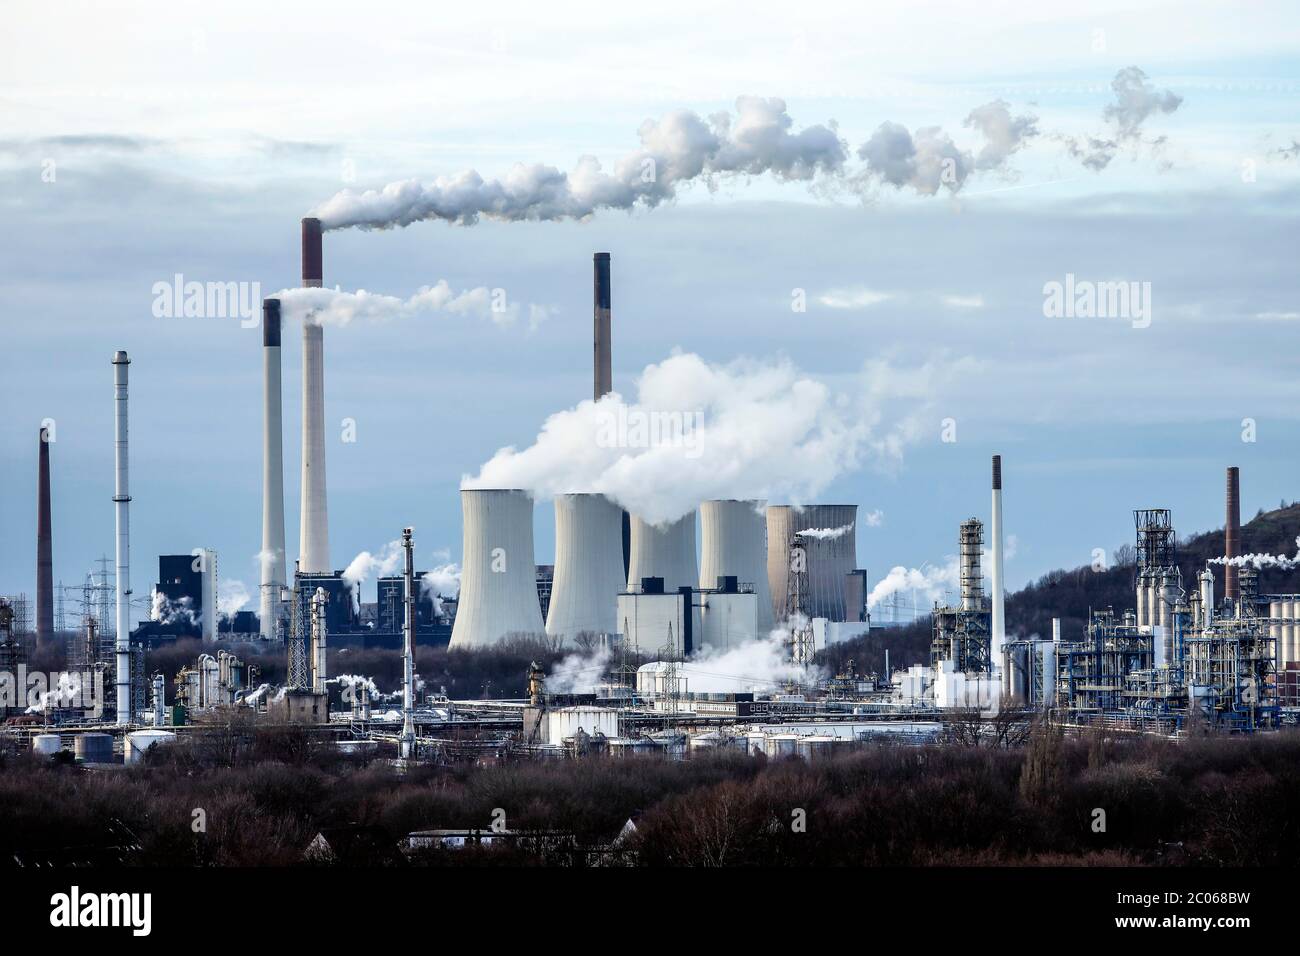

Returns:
2,1,1298,623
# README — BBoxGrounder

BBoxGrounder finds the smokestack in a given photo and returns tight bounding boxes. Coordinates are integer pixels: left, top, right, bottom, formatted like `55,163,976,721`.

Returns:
260,299,287,638
1225,466,1240,602
990,454,1005,671
36,426,53,641
311,586,328,694
400,527,416,759
593,253,612,400
112,351,132,725
299,218,330,573
593,252,631,578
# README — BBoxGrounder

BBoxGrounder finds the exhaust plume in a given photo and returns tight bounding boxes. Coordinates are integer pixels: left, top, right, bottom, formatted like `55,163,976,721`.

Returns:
464,351,937,526
314,96,846,231
273,283,554,330
796,522,855,540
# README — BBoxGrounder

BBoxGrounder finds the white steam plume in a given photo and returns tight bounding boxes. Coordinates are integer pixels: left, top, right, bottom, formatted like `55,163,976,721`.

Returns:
548,645,613,694
420,564,462,614
1209,537,1300,570
797,522,855,540
464,351,944,526
314,96,846,231
218,579,250,617
151,589,197,625
273,282,555,330
679,626,823,692
329,673,382,701
343,541,405,611
869,538,1016,610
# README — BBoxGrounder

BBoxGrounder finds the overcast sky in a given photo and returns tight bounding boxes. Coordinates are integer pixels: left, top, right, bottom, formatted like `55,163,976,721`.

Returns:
2,0,1298,624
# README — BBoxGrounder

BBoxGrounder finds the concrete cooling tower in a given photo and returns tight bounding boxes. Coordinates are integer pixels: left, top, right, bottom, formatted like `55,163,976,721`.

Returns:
766,504,857,622
627,513,698,593
546,493,625,640
449,489,545,649
700,499,773,633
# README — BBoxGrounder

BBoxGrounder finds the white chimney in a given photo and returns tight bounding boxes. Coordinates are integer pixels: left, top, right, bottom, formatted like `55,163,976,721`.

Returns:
449,489,545,648
311,586,328,694
546,493,624,640
112,350,132,725
299,218,330,573
990,454,1006,671
260,298,287,637
627,512,698,594
700,499,773,632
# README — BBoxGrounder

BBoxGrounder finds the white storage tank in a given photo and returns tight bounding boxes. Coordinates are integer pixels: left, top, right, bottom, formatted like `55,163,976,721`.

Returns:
764,734,799,758
32,733,62,756
124,730,177,765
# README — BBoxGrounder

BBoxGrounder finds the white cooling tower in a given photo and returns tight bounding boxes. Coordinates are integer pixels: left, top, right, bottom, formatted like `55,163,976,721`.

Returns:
700,499,773,632
546,494,625,640
449,489,546,649
766,504,857,622
627,512,698,593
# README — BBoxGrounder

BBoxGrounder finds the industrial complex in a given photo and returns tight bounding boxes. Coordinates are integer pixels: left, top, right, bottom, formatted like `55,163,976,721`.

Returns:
2,219,1295,770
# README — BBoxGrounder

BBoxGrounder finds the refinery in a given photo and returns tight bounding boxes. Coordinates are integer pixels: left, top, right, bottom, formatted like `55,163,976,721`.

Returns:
2,219,1293,772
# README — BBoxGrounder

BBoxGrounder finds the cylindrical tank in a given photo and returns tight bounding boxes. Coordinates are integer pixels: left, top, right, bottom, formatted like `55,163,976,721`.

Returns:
766,504,858,622
627,512,698,594
125,730,176,765
74,733,114,763
699,499,773,632
1270,600,1283,664
1284,600,1296,669
546,493,625,640
1199,569,1214,631
764,734,799,758
32,734,62,756
450,489,545,648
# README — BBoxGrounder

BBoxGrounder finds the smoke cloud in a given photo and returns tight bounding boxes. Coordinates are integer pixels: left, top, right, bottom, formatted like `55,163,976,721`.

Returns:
1062,66,1184,171
682,626,824,692
151,589,197,626
464,351,940,526
217,579,250,617
1209,537,1300,570
420,564,462,613
548,645,613,694
273,283,554,330
314,96,846,231
797,522,855,540
342,541,404,594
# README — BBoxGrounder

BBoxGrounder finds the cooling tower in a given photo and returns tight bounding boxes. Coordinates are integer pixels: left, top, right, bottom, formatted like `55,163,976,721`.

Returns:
700,499,773,632
1224,466,1240,603
260,299,287,638
449,489,546,648
36,426,53,641
299,217,330,573
766,504,857,622
627,512,698,593
546,494,625,639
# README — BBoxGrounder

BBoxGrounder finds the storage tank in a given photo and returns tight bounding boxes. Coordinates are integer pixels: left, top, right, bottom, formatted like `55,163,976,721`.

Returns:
766,504,858,621
449,489,546,648
32,734,61,756
546,493,625,640
124,730,176,765
627,512,698,593
700,499,773,633
74,733,114,763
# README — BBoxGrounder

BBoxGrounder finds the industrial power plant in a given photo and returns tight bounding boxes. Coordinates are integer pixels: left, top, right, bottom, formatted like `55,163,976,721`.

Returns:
2,215,1295,776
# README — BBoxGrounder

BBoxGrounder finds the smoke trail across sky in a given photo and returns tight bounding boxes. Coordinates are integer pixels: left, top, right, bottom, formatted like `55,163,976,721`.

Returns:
313,72,1182,229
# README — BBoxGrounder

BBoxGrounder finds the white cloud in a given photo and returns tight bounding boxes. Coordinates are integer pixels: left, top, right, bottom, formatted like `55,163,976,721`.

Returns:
818,286,892,309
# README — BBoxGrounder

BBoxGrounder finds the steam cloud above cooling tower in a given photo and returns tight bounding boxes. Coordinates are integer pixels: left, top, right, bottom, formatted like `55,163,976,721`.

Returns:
312,70,1182,228
462,351,934,526
273,283,554,329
